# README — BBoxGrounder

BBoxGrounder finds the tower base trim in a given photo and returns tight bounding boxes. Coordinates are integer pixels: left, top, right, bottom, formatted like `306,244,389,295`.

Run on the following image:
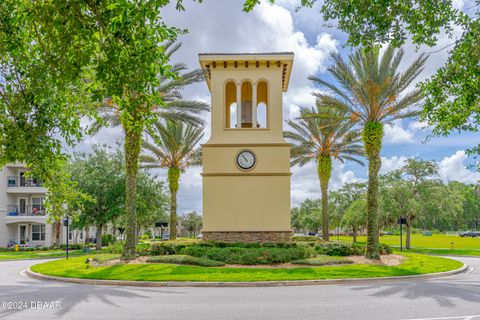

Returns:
202,231,292,243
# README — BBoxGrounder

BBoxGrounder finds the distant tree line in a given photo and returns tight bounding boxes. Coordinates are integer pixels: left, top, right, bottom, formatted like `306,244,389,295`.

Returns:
291,159,480,248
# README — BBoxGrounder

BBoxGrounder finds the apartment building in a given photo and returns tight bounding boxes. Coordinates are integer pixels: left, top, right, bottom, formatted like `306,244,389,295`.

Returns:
0,164,85,248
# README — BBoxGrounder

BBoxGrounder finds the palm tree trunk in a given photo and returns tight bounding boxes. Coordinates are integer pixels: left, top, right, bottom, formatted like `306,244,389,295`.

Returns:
363,122,383,260
121,127,141,261
168,167,180,240
318,156,332,241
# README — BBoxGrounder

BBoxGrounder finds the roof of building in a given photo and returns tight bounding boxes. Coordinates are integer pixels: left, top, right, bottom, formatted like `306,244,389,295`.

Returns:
198,52,294,91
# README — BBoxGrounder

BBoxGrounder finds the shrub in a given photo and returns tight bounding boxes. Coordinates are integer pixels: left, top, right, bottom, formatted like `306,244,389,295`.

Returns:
292,235,320,242
380,243,392,255
291,255,353,266
180,246,313,265
104,242,124,254
58,244,84,250
148,242,189,256
315,242,354,256
146,255,225,267
136,243,150,256
101,234,116,246
315,242,392,256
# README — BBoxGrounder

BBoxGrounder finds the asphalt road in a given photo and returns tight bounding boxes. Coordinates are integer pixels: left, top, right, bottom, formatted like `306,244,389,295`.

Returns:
0,257,479,320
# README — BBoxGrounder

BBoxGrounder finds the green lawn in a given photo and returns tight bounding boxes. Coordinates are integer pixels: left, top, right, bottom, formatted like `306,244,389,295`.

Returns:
0,250,85,260
30,253,463,282
337,234,480,249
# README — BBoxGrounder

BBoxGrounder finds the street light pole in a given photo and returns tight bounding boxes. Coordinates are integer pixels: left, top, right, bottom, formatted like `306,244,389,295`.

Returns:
64,216,69,259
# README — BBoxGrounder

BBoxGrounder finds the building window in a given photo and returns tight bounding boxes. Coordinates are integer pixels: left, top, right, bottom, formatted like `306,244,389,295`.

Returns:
80,230,84,240
32,224,45,241
225,81,237,128
31,197,44,215
68,231,73,241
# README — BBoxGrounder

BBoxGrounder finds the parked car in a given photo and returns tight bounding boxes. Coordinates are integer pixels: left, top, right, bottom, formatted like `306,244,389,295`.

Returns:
293,233,307,237
459,231,480,238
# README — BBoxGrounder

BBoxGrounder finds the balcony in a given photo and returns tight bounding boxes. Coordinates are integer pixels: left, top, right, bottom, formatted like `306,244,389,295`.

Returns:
6,205,46,217
7,176,43,187
6,177,46,194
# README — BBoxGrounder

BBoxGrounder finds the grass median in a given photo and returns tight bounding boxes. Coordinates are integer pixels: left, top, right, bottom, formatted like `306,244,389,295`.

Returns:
334,234,480,257
0,250,85,260
30,253,463,282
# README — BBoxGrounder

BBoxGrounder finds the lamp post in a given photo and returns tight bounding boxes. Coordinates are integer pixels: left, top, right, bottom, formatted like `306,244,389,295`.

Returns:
63,216,69,259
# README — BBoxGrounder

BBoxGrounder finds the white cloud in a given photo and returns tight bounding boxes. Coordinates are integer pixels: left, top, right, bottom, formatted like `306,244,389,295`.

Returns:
380,156,410,174
439,150,480,184
384,120,415,144
408,120,431,131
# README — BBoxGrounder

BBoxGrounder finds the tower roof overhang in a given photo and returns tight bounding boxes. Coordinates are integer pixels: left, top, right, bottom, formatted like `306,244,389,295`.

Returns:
198,52,294,92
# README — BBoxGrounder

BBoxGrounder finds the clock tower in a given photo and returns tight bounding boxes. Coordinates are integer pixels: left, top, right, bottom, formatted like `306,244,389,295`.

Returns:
199,53,294,242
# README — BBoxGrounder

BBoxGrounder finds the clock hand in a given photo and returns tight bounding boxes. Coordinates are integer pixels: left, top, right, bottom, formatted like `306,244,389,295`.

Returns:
242,155,248,162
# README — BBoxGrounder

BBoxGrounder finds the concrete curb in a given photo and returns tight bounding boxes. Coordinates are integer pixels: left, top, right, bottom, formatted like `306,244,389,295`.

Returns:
25,263,468,288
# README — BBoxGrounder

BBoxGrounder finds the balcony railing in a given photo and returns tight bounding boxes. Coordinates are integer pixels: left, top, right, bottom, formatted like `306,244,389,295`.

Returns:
7,176,43,187
6,205,46,216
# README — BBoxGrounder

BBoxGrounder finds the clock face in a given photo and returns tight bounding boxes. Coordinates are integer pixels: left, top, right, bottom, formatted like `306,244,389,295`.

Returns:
236,150,256,170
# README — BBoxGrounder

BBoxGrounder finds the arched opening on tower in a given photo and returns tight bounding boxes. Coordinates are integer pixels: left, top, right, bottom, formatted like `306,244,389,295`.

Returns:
225,81,237,128
256,80,268,128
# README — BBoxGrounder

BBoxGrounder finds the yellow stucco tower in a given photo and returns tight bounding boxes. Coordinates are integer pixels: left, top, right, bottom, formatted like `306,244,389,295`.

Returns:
199,52,294,242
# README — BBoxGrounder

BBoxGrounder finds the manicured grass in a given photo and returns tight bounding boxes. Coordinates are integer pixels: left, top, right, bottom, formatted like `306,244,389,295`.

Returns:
292,255,352,266
146,255,225,267
336,234,480,249
395,247,480,257
30,253,463,282
0,250,85,260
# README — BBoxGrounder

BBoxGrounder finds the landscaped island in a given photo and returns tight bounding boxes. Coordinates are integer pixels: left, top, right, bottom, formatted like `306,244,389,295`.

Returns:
29,240,463,282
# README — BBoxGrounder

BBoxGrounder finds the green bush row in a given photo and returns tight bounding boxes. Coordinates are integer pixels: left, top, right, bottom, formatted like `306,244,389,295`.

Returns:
146,255,225,267
180,246,313,265
314,242,392,256
292,235,321,242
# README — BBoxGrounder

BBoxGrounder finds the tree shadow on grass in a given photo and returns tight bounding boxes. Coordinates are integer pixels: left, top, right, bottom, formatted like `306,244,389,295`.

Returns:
0,278,185,319
349,277,480,308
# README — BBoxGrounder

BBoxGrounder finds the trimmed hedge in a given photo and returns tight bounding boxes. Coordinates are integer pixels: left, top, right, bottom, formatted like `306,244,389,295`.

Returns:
314,242,392,256
292,235,320,242
102,240,392,264
180,246,313,265
58,244,84,250
146,255,225,267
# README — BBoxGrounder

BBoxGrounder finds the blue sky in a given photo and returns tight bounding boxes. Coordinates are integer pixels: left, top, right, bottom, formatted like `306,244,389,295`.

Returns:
77,0,480,213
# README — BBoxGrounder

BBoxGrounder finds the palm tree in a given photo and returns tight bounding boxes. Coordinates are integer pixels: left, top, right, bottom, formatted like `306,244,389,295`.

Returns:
140,120,204,240
90,41,208,259
309,45,427,258
284,103,364,241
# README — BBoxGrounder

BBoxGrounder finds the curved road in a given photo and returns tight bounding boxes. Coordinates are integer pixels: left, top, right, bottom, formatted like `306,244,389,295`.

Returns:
1,257,479,320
